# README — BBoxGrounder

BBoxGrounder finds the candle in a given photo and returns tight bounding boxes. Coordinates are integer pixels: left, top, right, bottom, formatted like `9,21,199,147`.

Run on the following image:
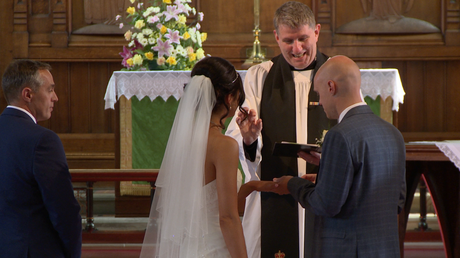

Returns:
254,0,260,29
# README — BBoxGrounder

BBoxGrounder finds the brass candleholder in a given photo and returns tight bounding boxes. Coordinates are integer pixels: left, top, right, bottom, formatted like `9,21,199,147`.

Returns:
243,0,266,68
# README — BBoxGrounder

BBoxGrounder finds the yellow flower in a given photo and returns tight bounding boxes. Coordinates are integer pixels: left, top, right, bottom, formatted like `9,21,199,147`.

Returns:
183,32,190,40
160,25,167,34
157,56,166,66
135,20,145,29
145,52,154,60
163,0,172,3
126,58,134,67
201,32,207,43
133,54,143,65
124,30,132,41
178,15,187,25
166,56,177,65
126,7,135,15
129,0,135,3
188,53,196,62
196,48,205,60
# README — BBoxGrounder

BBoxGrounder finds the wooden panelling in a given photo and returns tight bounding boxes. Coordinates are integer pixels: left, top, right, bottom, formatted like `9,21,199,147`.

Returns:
60,133,114,153
424,61,445,132
446,61,460,131
59,133,116,169
400,61,426,132
31,62,118,134
70,63,92,132
335,0,443,30
403,132,460,142
382,60,460,134
48,62,72,132
201,0,308,36
88,63,115,133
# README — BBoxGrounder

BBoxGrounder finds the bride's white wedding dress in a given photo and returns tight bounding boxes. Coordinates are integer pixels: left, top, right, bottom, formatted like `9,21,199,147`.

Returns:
196,180,232,257
139,76,236,258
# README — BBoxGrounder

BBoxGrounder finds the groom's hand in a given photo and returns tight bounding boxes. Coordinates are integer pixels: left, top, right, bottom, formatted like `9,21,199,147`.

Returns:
271,176,293,195
298,151,320,166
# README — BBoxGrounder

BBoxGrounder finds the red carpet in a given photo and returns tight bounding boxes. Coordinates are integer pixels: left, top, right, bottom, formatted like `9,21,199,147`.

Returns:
81,243,445,258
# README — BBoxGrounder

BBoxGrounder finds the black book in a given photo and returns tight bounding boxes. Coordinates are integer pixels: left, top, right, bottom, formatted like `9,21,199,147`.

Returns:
272,141,321,157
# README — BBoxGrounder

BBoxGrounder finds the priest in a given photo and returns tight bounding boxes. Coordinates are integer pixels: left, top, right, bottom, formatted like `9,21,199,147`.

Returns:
226,1,335,257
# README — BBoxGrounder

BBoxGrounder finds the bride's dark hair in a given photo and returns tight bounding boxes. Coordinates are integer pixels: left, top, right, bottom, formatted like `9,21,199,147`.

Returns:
190,56,247,128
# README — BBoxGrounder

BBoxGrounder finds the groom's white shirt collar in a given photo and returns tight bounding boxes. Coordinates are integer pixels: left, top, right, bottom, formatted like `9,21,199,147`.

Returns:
338,102,367,123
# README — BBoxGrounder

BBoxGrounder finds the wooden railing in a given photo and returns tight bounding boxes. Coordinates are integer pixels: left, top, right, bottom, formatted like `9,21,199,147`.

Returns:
70,169,159,232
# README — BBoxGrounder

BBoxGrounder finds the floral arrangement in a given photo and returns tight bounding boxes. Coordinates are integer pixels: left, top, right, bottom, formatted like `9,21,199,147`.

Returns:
116,0,207,71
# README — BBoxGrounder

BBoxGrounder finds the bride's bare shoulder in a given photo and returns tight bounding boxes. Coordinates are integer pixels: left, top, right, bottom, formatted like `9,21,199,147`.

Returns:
208,132,238,156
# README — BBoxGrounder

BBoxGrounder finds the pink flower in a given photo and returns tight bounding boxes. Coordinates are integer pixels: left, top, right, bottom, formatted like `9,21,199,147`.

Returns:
119,46,133,68
175,2,190,15
152,38,173,57
165,29,182,44
147,16,160,24
133,40,143,51
164,5,179,22
119,40,144,68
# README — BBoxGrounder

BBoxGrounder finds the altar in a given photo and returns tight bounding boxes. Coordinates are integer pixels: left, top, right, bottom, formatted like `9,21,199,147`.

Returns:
104,68,405,195
402,143,460,258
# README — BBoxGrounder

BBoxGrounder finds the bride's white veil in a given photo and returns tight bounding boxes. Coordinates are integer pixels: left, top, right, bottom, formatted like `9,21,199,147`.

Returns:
140,75,216,258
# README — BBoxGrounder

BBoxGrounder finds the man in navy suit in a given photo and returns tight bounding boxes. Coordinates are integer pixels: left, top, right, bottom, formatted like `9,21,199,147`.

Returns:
0,60,82,257
273,55,406,257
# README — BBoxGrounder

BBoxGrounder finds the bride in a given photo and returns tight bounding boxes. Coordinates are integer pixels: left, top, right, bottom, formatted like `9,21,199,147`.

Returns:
140,56,275,258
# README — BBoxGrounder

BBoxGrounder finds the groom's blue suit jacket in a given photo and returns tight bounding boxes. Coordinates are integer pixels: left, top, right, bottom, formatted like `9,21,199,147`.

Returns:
0,108,82,258
288,105,406,258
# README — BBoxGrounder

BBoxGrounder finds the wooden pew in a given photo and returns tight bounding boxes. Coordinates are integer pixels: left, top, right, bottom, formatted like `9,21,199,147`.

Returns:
70,169,158,243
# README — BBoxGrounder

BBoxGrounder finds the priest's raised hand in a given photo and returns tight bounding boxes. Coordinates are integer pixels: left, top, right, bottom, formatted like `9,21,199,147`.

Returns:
236,107,262,146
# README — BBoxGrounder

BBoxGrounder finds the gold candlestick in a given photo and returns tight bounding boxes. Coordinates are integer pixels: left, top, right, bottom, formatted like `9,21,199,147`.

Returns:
254,0,259,29
243,0,266,68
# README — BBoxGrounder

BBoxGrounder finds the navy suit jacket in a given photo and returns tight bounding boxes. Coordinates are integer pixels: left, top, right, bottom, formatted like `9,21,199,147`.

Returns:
0,108,82,258
288,105,406,258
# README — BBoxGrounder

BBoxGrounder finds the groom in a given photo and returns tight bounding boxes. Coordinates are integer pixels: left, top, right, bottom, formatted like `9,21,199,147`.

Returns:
272,55,406,257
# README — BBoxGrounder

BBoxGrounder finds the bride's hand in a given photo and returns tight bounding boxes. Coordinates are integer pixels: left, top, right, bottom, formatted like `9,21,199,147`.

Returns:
236,108,262,145
252,180,277,192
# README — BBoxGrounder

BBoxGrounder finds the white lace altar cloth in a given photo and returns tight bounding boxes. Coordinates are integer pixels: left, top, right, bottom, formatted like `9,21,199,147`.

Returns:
104,71,189,109
435,141,460,171
104,69,405,110
360,68,405,111
104,70,248,110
